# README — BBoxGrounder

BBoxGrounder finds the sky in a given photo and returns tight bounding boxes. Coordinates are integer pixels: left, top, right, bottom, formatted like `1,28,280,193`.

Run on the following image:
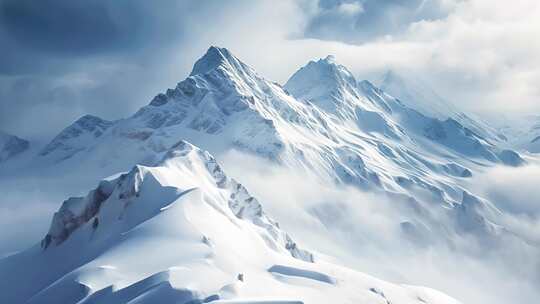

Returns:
0,0,539,141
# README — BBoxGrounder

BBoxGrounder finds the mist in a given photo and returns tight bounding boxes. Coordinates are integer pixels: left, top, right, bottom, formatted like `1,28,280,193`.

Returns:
220,149,540,304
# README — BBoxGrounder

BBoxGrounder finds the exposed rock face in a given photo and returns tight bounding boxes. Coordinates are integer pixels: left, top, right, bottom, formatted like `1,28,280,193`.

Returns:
43,180,114,248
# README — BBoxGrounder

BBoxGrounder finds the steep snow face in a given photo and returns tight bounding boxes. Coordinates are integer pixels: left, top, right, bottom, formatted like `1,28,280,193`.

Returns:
126,46,291,158
357,80,522,166
39,115,115,162
284,56,359,116
380,70,459,121
379,70,506,143
0,131,29,162
0,141,461,304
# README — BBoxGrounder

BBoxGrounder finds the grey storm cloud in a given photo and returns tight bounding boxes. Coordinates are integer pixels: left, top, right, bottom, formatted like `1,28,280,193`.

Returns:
1,0,152,75
304,0,454,43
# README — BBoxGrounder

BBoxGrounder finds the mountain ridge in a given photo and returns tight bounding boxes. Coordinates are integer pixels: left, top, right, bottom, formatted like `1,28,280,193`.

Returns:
0,140,460,304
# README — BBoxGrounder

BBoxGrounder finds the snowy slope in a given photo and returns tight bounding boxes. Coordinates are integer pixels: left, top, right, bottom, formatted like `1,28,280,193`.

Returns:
379,70,507,144
0,130,29,163
0,141,460,304
499,114,540,153
39,115,115,162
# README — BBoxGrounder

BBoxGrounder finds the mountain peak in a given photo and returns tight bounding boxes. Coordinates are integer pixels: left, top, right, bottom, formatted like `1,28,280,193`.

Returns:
0,131,29,163
322,55,337,64
284,56,357,112
39,114,114,159
189,46,239,76
40,139,313,264
75,114,111,128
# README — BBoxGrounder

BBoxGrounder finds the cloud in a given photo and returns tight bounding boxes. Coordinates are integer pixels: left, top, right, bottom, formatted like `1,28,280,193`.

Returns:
219,149,540,304
0,175,66,257
304,0,455,43
468,163,540,245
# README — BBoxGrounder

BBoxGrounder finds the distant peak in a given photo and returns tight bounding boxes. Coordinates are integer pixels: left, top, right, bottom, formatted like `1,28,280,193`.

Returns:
309,55,355,81
72,114,114,131
322,55,336,63
39,114,114,158
0,130,29,162
284,55,357,99
165,140,197,158
189,46,238,76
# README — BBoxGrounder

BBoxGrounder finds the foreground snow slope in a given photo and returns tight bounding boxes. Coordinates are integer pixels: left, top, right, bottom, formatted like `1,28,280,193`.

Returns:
0,141,460,304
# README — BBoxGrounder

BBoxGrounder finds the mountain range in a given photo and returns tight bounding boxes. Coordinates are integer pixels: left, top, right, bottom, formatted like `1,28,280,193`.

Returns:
0,46,537,303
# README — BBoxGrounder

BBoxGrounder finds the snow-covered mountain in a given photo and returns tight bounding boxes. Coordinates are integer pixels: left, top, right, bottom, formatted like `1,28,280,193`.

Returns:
0,141,460,304
0,131,29,163
29,47,524,174
0,46,535,303
39,115,115,162
2,46,528,249
379,70,507,144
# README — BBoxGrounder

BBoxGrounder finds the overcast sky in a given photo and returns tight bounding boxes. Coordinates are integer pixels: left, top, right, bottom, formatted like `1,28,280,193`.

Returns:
1,0,539,140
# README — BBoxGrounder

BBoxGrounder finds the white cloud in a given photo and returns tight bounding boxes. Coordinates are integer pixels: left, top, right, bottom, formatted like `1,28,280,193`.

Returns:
468,162,540,244
337,2,364,15
219,150,540,304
